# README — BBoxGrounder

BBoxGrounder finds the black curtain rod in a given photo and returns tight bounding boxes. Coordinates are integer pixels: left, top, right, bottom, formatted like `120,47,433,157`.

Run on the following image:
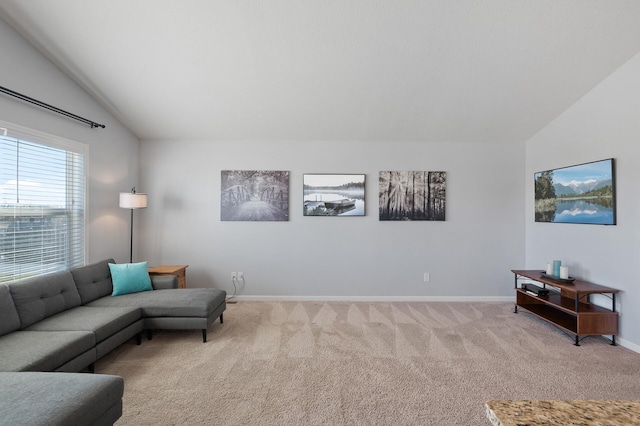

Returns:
0,85,105,129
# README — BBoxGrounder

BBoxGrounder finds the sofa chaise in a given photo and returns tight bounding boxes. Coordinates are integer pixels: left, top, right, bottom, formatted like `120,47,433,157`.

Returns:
72,259,227,344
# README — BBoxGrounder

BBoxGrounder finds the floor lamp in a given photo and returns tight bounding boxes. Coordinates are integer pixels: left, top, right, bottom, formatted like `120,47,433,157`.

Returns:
119,187,148,263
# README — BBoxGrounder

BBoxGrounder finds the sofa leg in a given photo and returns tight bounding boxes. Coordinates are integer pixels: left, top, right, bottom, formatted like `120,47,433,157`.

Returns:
136,333,142,345
147,329,153,341
202,329,207,343
88,363,95,374
220,313,224,324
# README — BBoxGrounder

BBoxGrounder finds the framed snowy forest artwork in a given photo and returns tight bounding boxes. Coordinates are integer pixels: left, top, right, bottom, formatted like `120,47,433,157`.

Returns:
379,171,446,221
221,170,289,221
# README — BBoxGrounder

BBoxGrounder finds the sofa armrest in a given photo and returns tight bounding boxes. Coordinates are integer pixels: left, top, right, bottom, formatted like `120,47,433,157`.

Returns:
150,275,178,290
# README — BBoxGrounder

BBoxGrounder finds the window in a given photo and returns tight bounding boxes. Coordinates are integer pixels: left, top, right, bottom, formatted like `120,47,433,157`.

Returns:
0,124,86,283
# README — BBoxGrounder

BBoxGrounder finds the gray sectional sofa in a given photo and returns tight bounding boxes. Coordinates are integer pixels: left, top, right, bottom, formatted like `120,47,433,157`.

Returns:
0,372,124,426
0,258,227,425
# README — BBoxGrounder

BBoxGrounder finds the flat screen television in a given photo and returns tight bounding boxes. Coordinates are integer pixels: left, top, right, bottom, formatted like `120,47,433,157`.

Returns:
534,158,616,225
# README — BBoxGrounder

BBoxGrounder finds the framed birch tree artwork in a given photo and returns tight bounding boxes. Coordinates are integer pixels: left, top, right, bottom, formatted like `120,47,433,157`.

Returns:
221,170,289,221
379,171,446,221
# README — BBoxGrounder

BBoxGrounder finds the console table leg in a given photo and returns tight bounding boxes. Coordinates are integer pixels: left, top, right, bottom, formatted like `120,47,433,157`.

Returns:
514,305,518,314
611,336,617,346
574,336,580,346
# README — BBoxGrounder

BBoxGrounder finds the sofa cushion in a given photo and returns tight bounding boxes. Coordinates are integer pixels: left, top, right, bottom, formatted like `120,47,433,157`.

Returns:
0,284,21,336
86,288,226,318
150,274,179,290
0,372,124,426
69,258,115,305
8,271,81,329
109,261,153,296
25,306,142,343
0,330,95,372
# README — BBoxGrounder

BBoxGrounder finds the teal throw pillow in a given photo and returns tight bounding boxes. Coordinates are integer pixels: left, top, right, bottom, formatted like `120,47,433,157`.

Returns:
109,261,153,296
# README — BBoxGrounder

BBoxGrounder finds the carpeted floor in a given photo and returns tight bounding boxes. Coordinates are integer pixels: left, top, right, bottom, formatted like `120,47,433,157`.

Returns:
97,301,640,425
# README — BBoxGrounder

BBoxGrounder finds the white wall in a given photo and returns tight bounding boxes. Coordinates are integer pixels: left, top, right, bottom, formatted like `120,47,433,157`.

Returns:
0,18,140,264
525,52,640,350
140,139,524,300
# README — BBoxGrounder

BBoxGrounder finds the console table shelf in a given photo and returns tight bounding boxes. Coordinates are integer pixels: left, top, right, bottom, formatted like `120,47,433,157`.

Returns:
512,270,619,346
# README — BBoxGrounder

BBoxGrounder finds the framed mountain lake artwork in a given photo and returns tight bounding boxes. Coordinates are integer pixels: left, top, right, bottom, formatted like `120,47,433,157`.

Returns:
221,170,289,221
303,174,365,216
534,158,616,225
379,171,446,221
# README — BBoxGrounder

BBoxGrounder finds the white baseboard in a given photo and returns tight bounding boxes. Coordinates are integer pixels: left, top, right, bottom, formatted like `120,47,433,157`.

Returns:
230,295,514,302
617,337,640,354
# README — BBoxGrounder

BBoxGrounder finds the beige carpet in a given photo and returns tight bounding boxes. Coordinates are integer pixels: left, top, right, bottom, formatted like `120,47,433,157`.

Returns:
97,301,640,425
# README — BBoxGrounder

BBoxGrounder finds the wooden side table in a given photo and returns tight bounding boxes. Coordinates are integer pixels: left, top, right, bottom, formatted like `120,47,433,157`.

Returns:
148,265,188,289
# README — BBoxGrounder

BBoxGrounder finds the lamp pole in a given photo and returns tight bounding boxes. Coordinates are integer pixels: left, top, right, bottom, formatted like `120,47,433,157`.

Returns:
128,208,134,263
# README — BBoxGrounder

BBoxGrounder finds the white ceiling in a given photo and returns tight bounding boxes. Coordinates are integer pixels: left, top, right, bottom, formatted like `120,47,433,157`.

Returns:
2,1,640,142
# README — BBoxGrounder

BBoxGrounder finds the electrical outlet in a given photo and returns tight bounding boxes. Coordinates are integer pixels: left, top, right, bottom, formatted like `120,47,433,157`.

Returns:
231,272,237,280
424,272,430,282
238,272,244,281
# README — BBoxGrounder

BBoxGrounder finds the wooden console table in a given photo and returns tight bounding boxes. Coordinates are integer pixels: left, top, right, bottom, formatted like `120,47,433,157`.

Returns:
148,265,188,289
512,270,619,346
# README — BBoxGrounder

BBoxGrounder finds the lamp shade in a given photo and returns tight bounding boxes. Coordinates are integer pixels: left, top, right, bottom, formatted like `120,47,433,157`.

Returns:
119,192,148,209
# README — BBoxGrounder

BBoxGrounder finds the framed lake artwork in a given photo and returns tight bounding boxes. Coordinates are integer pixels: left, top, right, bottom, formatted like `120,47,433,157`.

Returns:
303,174,365,216
534,158,616,225
379,171,446,221
221,170,289,221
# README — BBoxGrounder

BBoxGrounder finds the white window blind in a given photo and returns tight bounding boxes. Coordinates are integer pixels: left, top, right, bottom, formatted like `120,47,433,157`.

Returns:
0,129,86,283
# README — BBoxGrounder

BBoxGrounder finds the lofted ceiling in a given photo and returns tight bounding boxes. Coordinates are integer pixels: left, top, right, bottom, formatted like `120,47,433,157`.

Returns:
2,1,640,142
